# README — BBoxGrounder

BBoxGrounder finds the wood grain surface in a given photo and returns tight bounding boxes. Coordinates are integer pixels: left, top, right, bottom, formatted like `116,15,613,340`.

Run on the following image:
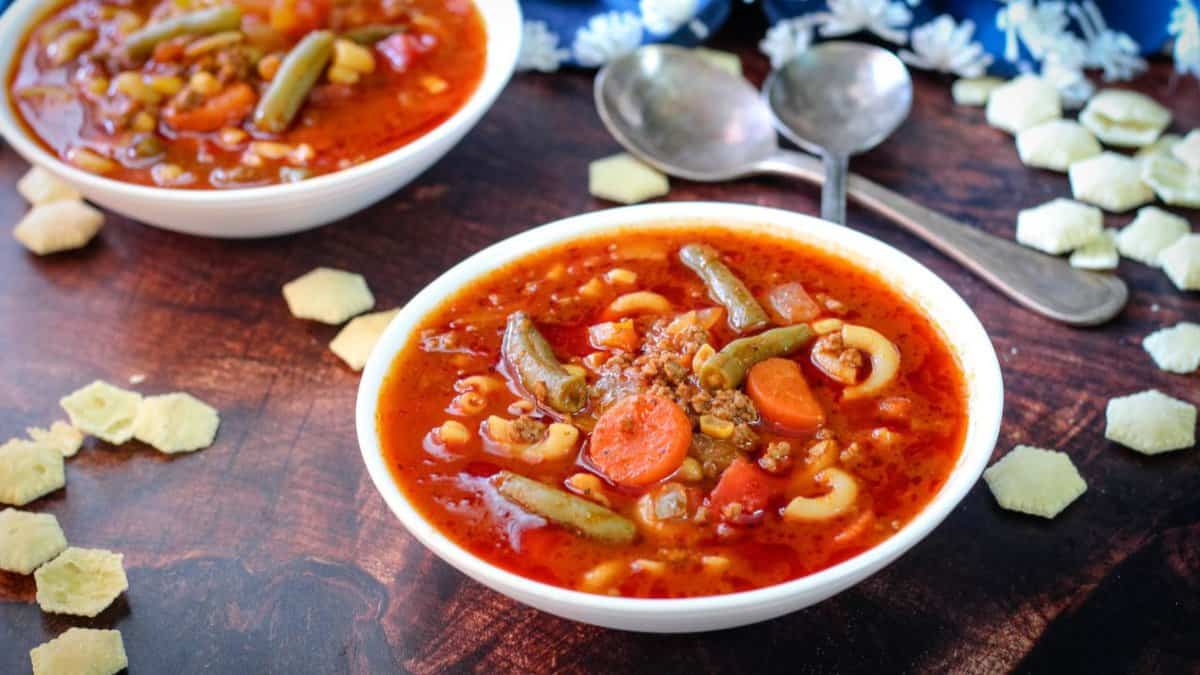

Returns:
2,11,1198,674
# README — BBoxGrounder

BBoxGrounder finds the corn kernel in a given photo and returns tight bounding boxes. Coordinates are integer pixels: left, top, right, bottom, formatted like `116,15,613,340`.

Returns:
701,555,731,574
578,277,606,299
603,268,637,285
692,343,715,375
813,318,844,335
562,364,587,378
677,457,703,482
580,560,626,594
699,415,734,440
631,559,666,575
327,65,360,85
114,71,161,104
151,162,188,186
219,127,248,147
421,75,448,94
131,110,157,132
148,74,183,95
333,38,376,73
249,141,292,160
84,76,109,96
66,147,116,174
188,70,220,96
438,420,470,446
257,53,282,81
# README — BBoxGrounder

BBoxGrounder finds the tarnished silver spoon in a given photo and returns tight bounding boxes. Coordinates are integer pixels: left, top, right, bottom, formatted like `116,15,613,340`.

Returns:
594,45,1128,327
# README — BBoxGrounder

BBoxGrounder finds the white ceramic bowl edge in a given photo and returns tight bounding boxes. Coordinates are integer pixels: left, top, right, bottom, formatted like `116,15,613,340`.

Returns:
0,0,521,238
356,202,1004,633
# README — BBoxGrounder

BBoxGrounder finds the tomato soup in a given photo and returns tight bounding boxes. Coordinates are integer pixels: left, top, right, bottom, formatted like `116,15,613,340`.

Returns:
378,227,968,598
9,0,486,189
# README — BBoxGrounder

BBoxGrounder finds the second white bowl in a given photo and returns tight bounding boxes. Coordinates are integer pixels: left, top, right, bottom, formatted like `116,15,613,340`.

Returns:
0,0,521,238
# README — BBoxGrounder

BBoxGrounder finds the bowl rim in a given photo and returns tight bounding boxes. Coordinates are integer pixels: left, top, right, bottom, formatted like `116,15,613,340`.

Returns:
356,202,1004,617
0,0,522,201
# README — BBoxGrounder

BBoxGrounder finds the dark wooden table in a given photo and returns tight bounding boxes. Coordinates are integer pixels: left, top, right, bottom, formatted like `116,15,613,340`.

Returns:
2,14,1198,674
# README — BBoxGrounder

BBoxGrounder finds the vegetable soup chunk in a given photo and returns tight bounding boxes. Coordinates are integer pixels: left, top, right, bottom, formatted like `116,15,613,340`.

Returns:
377,228,968,598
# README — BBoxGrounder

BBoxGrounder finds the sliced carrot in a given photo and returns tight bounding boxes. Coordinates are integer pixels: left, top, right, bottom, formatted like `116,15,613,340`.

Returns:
746,357,826,433
163,83,257,133
707,457,786,521
588,393,691,488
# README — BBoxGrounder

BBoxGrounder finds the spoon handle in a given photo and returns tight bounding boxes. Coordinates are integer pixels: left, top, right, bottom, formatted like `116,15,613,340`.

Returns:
821,153,849,225
757,150,1127,326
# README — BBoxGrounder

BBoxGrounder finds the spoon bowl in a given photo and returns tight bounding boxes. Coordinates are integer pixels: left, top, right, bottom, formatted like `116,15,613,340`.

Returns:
765,42,913,157
595,45,780,181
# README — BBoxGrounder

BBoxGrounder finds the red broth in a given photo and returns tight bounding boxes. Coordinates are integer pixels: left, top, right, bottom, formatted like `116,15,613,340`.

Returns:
378,227,968,598
9,0,485,189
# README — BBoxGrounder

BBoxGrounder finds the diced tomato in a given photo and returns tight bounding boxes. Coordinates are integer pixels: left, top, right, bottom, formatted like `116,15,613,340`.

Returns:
269,0,331,37
707,457,787,523
377,33,436,72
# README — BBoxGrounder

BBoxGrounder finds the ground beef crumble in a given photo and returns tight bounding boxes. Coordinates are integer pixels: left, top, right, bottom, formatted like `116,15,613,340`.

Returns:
590,315,761,451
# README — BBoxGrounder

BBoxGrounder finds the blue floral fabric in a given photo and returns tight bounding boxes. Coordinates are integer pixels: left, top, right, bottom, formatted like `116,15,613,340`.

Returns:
519,0,1177,71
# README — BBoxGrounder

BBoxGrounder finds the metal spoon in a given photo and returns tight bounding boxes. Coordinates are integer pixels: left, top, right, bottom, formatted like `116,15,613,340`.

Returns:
594,45,1128,327
765,42,911,225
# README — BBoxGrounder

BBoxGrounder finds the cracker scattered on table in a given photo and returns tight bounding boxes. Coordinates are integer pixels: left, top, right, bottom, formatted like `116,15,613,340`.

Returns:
1141,154,1200,208
35,547,128,617
13,201,104,256
985,75,1061,135
60,380,142,445
1069,229,1119,270
693,47,741,77
1105,390,1197,455
17,167,82,205
0,508,67,575
1079,89,1171,148
329,308,400,371
1143,323,1200,374
1160,234,1200,291
588,153,670,205
1016,119,1100,172
132,392,220,454
1016,198,1102,254
1170,129,1200,171
1068,152,1154,213
1115,206,1189,267
0,439,66,506
983,445,1087,519
27,421,84,458
30,627,127,675
282,267,375,324
951,76,1003,106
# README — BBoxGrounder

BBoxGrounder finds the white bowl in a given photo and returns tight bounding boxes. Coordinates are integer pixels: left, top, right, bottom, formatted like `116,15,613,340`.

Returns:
356,202,1004,633
0,0,521,238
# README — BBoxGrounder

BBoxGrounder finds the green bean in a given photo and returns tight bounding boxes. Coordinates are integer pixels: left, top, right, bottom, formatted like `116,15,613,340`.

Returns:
502,311,587,414
252,30,334,134
123,5,242,61
341,23,407,44
699,324,815,389
679,243,770,334
495,471,636,544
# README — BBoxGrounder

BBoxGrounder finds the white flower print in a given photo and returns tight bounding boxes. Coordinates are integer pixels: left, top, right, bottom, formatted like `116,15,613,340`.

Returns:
640,0,699,36
1040,35,1094,108
996,1,1070,62
759,16,823,70
899,15,994,78
1170,0,1200,78
818,0,913,45
1071,1,1145,81
517,21,570,73
573,11,644,67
